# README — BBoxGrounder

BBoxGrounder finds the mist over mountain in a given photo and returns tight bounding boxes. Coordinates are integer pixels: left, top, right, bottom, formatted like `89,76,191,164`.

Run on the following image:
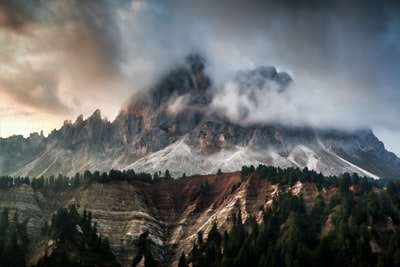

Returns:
0,55,399,179
1,0,399,156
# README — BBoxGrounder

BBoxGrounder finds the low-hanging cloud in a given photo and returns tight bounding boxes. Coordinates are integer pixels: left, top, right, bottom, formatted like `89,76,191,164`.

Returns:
0,0,399,154
182,0,400,134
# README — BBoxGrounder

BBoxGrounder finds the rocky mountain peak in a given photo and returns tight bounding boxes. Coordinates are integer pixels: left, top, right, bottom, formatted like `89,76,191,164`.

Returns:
124,54,291,121
235,65,292,94
186,53,206,73
74,114,84,125
147,54,211,109
0,54,399,179
90,109,102,120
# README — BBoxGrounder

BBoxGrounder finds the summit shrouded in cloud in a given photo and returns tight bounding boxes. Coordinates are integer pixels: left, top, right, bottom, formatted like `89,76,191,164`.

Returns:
0,0,399,156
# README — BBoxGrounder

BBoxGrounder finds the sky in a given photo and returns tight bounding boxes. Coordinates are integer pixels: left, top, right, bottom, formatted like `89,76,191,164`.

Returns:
0,0,399,156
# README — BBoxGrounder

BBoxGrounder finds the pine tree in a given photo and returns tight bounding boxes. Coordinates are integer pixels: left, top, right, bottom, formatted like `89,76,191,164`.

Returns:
178,252,188,267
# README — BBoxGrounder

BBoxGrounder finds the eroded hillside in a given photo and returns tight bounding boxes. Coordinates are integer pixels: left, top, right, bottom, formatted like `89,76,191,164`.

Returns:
0,168,398,266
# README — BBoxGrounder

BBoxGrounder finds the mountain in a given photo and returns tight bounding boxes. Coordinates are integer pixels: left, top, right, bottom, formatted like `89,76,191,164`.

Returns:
0,54,399,179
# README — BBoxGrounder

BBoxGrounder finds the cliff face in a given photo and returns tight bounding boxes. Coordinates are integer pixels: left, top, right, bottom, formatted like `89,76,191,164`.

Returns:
0,172,341,267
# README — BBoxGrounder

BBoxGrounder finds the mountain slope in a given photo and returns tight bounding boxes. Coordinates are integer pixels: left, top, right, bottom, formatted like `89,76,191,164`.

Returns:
0,55,399,178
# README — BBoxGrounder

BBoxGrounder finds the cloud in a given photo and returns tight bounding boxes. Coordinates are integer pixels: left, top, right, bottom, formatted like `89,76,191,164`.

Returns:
167,94,191,116
171,0,400,131
0,0,41,32
0,0,399,154
0,0,131,120
0,61,70,114
148,0,400,153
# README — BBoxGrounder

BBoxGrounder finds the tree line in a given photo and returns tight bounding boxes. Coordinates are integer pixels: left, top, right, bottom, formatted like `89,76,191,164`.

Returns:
242,164,385,190
0,165,393,193
0,168,175,192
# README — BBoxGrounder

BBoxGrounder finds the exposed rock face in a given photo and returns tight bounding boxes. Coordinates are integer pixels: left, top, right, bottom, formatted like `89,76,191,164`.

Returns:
0,172,341,267
0,133,46,176
0,185,80,265
0,54,399,179
233,65,292,106
317,129,400,178
0,184,44,238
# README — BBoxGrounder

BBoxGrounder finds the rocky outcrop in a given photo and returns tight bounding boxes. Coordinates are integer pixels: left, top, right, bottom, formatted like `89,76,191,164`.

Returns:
0,185,80,265
317,129,400,178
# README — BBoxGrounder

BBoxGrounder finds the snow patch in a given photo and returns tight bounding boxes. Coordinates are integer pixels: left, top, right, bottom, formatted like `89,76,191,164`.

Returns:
288,145,319,170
